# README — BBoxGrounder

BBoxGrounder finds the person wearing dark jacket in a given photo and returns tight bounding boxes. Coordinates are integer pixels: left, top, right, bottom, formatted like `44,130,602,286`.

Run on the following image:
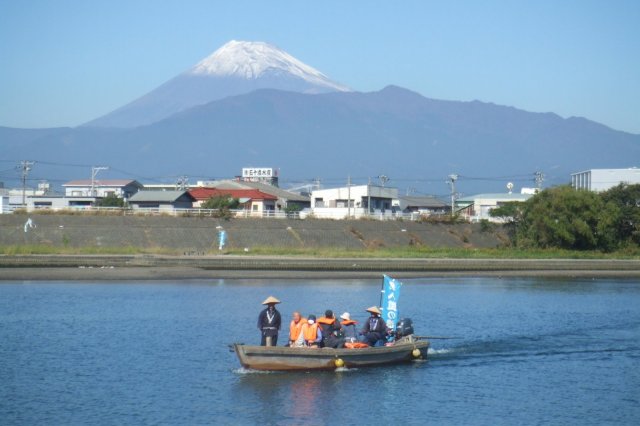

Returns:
257,296,282,346
317,309,344,348
360,306,389,346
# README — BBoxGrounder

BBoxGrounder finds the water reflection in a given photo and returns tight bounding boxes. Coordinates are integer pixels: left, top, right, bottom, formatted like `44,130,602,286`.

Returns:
234,373,326,423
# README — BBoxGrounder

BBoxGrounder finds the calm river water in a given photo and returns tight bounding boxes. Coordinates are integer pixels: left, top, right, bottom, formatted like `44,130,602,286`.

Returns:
1,277,639,425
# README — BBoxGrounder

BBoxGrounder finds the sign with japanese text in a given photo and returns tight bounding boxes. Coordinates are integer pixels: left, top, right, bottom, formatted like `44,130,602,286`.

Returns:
242,168,274,178
380,274,402,331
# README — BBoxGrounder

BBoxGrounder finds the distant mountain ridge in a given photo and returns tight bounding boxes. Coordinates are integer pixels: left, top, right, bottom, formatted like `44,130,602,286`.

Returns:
83,40,350,128
2,85,638,195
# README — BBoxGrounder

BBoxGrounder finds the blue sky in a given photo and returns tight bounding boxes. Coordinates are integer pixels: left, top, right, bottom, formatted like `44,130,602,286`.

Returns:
1,0,639,133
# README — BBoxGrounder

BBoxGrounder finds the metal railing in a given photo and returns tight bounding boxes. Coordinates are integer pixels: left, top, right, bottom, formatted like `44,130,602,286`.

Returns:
5,205,452,222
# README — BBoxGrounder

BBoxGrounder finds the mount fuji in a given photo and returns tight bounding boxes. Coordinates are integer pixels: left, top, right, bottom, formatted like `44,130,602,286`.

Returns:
84,40,350,128
2,40,639,194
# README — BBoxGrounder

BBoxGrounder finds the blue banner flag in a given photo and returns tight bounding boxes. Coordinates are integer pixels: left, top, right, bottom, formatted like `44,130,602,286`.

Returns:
380,275,402,331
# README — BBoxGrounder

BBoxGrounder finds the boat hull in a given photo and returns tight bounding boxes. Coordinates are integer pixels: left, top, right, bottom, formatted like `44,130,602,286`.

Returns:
233,337,429,371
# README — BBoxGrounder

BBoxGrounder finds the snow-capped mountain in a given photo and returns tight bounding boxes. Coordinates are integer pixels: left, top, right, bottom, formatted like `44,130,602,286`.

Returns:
84,40,350,128
190,40,349,92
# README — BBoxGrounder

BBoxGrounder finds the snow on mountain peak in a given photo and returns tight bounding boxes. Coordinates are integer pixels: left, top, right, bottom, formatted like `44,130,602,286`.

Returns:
189,40,350,92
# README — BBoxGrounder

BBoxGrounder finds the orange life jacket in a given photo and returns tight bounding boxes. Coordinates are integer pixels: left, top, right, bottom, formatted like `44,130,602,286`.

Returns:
289,318,306,341
341,319,358,326
302,322,318,341
317,316,335,325
345,342,369,349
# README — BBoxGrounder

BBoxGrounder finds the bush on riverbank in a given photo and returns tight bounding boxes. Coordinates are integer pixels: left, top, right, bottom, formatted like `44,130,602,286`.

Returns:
492,184,640,252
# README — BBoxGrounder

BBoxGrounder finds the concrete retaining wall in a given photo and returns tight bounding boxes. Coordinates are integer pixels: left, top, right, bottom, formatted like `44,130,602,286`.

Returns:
0,214,506,251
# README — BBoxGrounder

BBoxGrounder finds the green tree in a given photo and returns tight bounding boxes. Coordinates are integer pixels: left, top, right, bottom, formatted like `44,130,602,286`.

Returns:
601,183,640,246
96,194,125,208
489,201,524,243
283,203,302,216
516,186,621,251
201,195,240,219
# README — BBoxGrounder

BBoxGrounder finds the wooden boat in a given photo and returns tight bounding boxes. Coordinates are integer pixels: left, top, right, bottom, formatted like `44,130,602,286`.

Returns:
233,335,429,371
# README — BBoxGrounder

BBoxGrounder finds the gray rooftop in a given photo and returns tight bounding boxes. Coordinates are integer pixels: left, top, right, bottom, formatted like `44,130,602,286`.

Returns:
398,195,447,208
128,190,193,202
457,193,533,203
242,181,310,202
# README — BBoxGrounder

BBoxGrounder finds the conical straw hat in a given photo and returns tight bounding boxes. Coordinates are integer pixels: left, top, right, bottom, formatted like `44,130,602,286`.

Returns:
262,296,281,305
365,306,381,315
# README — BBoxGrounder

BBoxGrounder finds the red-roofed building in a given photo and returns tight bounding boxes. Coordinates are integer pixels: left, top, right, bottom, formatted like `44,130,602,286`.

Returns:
189,187,277,214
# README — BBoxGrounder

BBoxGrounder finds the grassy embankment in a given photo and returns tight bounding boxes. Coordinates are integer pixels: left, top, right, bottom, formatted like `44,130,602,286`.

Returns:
1,244,639,259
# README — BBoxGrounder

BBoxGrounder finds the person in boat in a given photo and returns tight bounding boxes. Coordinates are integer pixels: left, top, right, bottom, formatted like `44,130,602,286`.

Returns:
360,306,389,346
287,311,306,347
317,310,344,348
257,296,282,346
340,312,359,344
300,314,323,348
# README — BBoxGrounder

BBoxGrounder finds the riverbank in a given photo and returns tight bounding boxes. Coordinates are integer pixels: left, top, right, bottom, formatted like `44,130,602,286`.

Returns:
1,255,639,280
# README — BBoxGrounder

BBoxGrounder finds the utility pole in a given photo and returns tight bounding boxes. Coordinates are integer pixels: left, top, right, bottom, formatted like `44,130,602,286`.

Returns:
19,160,34,206
347,175,351,219
367,177,372,216
447,174,458,218
90,166,109,197
534,171,544,192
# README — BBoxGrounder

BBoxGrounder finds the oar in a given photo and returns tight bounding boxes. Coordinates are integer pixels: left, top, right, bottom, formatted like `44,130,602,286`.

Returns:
414,335,461,340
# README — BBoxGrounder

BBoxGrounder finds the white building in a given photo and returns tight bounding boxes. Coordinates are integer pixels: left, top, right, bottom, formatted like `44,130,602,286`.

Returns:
26,195,98,210
63,179,143,199
0,195,9,214
7,181,53,207
571,168,640,192
310,185,398,219
456,192,533,222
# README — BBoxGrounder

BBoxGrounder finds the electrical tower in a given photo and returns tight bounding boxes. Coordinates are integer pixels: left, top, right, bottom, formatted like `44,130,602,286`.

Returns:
378,175,389,187
447,174,458,217
19,160,34,206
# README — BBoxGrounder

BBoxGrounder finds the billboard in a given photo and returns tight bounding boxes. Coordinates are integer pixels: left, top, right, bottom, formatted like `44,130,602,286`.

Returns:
242,168,276,178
